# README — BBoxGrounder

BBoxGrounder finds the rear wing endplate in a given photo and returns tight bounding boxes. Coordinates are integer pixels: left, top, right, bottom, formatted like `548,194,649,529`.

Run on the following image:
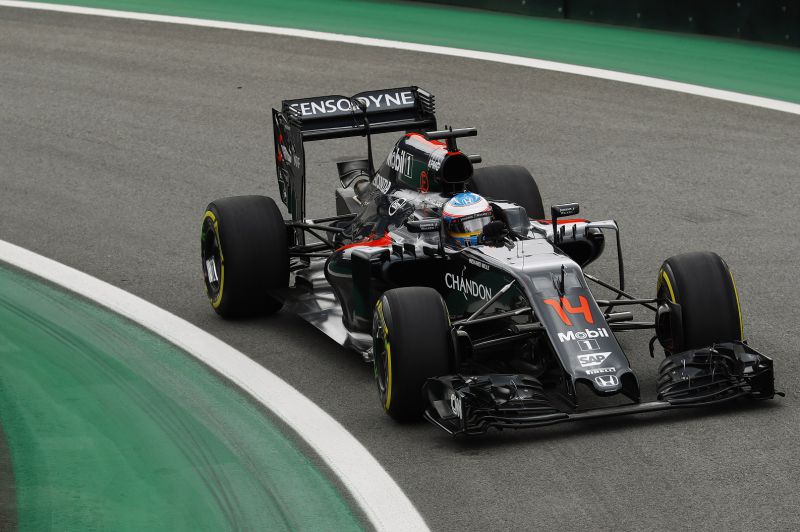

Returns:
272,87,436,228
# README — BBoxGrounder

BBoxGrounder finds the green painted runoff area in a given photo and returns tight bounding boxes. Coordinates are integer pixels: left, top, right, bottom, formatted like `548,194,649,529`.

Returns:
0,265,361,531
39,0,800,103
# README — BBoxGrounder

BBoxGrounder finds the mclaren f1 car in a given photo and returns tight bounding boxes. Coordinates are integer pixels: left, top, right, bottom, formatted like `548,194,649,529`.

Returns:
200,86,778,435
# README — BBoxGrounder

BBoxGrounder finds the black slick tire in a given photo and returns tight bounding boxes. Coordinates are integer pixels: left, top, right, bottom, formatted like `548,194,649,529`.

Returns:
372,287,453,422
468,165,545,220
200,195,288,318
657,251,743,353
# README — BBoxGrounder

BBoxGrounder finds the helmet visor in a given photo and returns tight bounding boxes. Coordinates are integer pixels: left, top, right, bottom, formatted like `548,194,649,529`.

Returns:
448,212,491,236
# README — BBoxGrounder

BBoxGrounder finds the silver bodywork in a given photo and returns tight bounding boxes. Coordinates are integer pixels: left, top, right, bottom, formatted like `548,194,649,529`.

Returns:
282,258,373,361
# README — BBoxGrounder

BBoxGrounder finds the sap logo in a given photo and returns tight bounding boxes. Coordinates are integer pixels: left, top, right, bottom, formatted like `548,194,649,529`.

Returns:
287,91,415,116
577,352,611,367
586,367,616,375
445,269,493,301
372,173,392,194
388,198,407,216
594,375,619,388
450,392,462,419
387,147,413,177
428,149,446,172
558,328,609,343
468,258,490,271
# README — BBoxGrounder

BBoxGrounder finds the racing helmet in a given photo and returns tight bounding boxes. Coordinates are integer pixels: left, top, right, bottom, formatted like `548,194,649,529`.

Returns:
442,192,493,247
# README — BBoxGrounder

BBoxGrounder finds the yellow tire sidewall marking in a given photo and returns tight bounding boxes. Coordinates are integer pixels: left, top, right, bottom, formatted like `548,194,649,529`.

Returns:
203,210,225,309
728,271,745,341
384,341,392,411
659,270,676,303
376,300,392,411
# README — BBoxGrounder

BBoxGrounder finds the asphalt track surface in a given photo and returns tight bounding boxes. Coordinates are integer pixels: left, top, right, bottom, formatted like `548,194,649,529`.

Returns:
1,7,799,530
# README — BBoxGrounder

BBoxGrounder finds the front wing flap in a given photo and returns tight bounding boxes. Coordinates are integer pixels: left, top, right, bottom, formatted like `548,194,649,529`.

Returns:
424,374,566,435
424,342,777,435
657,341,776,403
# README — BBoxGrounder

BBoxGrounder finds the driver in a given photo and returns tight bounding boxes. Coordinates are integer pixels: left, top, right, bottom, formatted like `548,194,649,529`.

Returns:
442,192,493,247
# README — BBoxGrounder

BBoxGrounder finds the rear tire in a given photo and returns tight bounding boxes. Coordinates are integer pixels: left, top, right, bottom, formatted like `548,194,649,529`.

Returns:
372,287,453,422
201,195,288,318
656,251,743,353
468,165,545,220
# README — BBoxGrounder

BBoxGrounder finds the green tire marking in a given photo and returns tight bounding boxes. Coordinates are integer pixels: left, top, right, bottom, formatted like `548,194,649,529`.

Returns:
28,0,800,104
0,264,362,531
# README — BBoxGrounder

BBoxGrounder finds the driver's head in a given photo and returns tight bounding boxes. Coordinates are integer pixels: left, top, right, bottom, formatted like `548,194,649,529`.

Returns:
443,192,493,247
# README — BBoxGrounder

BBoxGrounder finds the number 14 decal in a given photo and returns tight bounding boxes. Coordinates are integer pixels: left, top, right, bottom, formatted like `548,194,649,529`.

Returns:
543,296,594,326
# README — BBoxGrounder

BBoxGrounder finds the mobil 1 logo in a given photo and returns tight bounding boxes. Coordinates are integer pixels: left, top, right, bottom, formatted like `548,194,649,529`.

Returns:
577,339,599,352
558,327,609,344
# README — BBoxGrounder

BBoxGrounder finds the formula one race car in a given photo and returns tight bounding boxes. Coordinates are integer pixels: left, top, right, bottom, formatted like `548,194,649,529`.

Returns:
200,86,778,435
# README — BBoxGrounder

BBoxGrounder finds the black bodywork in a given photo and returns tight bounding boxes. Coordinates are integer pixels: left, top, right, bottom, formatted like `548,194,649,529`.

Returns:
272,87,777,435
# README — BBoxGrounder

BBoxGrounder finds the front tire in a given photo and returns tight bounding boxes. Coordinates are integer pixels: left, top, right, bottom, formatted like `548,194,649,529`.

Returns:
201,195,288,318
656,251,743,353
373,287,453,422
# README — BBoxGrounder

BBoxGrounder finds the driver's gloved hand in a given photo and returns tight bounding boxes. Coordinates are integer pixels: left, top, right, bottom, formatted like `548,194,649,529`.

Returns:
479,220,509,245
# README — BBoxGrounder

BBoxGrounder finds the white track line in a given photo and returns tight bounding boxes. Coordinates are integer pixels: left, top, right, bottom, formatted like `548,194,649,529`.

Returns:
0,240,428,532
2,0,800,116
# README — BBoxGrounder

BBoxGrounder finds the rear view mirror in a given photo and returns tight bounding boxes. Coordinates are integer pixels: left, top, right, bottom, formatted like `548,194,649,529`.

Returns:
550,203,579,245
406,218,442,233
551,203,580,218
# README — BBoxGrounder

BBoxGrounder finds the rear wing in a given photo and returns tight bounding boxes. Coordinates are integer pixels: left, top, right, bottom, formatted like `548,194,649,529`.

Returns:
282,86,436,141
272,87,436,226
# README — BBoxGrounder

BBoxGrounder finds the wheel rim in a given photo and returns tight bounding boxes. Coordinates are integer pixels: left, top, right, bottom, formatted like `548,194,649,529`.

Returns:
201,215,222,303
656,270,676,353
372,300,391,411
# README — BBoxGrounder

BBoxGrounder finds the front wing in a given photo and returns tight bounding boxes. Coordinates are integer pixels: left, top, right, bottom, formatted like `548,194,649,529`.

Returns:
423,342,777,435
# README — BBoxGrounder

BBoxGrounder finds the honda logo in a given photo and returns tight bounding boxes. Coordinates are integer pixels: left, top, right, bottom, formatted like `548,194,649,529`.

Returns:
594,375,619,388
